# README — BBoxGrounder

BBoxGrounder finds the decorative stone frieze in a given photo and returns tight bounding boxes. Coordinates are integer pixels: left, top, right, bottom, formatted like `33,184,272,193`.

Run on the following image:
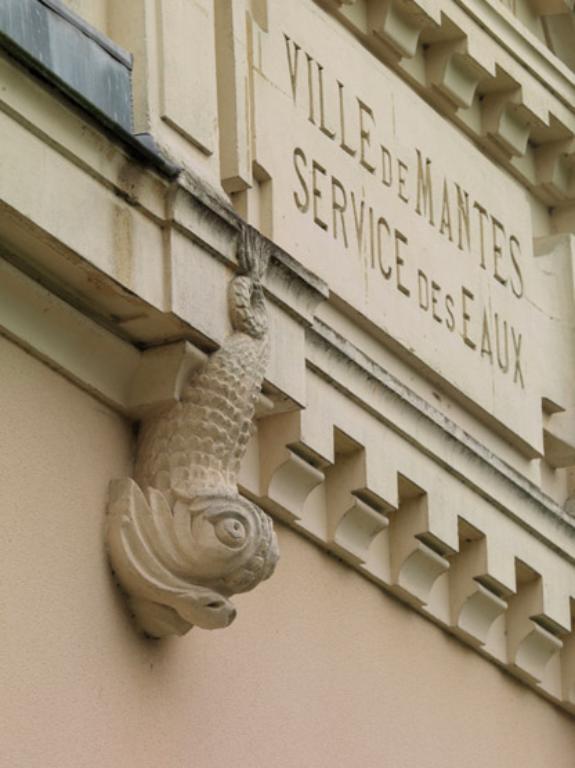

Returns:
426,39,489,110
236,316,575,713
368,0,436,60
106,228,279,637
314,0,575,205
448,533,508,648
505,567,566,677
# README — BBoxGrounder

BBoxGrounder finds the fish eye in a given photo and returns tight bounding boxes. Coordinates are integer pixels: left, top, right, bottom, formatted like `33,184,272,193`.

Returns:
214,517,247,548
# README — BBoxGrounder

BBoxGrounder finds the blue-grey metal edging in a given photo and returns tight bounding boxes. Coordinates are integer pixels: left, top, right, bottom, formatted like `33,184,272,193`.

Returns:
37,0,132,68
0,0,180,178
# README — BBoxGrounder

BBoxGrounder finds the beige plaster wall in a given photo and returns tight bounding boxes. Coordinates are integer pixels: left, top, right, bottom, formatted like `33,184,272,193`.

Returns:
1,335,574,768
61,0,109,34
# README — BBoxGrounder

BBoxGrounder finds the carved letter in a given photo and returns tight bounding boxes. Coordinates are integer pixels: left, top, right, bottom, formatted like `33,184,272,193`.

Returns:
415,150,433,223
395,230,410,296
293,147,309,212
439,179,453,242
331,176,349,247
492,216,507,287
473,202,488,270
318,63,336,140
480,310,493,363
351,191,366,255
357,98,376,174
456,184,470,251
377,216,392,278
462,286,476,350
381,145,393,187
512,327,524,388
284,35,300,102
509,235,524,299
338,80,357,158
495,313,509,373
306,52,316,125
312,160,328,231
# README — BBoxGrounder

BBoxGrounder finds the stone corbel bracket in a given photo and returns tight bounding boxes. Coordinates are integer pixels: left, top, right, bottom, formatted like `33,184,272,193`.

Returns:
237,318,575,713
106,227,280,638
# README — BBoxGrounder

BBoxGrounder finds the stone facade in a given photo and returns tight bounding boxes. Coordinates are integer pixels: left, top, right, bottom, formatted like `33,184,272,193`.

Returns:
2,1,575,765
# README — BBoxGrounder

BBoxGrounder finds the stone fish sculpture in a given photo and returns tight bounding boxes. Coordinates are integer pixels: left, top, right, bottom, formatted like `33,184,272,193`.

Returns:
106,228,279,637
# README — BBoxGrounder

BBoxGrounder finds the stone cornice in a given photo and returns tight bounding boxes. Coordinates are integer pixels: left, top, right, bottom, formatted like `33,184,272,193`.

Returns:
308,319,575,556
239,330,575,714
458,0,575,107
0,193,327,414
315,0,575,208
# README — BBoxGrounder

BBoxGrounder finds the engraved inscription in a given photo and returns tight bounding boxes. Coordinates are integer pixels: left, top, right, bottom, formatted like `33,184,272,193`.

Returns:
285,34,526,388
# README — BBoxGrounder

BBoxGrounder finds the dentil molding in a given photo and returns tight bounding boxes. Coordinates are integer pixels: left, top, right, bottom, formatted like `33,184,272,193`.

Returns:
106,227,279,637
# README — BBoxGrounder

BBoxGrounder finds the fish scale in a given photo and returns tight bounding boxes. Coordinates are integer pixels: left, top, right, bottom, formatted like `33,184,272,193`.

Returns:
136,274,270,502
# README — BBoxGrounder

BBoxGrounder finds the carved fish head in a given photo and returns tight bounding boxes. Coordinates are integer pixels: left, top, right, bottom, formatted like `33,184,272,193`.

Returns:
172,493,279,595
107,479,279,637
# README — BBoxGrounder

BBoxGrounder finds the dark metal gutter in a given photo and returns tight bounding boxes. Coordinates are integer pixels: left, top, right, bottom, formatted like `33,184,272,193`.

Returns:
0,0,180,178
